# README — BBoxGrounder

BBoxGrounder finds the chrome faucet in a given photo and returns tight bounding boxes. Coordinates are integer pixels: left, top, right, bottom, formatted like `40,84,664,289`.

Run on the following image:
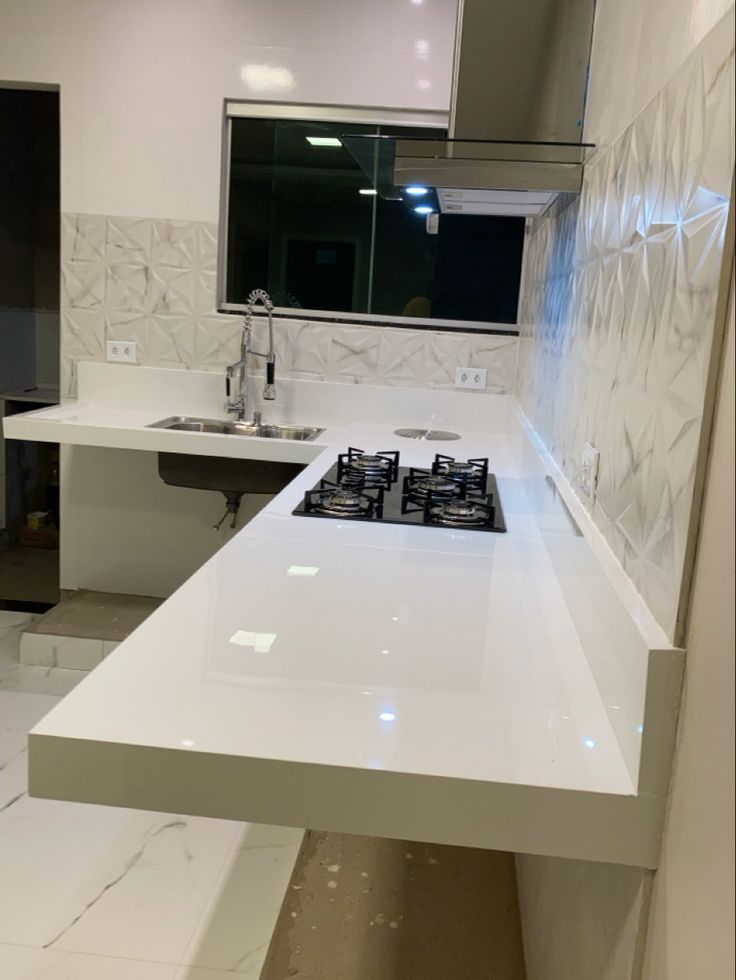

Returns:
225,288,276,422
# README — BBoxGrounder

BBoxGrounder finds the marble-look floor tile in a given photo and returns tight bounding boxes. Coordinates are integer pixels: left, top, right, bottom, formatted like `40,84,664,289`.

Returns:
0,688,58,735
0,627,298,979
0,728,26,770
0,683,60,813
0,645,243,967
19,633,104,671
0,945,177,980
0,611,37,651
175,967,258,979
0,796,241,961
0,748,27,812
0,622,86,699
0,665,87,698
182,823,304,975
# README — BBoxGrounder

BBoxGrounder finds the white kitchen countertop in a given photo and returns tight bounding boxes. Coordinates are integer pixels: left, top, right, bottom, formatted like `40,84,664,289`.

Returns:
1,400,328,464
4,365,682,867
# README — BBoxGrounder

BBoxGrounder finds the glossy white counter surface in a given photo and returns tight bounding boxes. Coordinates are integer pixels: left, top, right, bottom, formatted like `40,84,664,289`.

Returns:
33,424,632,787
11,366,681,866
2,361,521,464
1,400,329,464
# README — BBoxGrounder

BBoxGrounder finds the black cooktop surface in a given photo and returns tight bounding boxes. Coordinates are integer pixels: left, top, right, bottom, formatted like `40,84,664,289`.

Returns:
292,448,506,533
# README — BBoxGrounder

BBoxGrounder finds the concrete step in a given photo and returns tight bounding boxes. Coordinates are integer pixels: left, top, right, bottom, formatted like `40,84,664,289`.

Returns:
20,589,162,670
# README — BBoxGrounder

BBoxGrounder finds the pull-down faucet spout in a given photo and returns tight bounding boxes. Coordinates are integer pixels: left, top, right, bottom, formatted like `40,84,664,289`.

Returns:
224,288,276,422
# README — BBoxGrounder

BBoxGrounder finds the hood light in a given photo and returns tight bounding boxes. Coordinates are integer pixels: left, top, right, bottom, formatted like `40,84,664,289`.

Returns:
306,136,342,147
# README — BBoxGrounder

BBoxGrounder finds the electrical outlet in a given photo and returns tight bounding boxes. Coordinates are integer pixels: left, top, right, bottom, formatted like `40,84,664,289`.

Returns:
106,340,137,363
580,443,600,501
454,367,487,391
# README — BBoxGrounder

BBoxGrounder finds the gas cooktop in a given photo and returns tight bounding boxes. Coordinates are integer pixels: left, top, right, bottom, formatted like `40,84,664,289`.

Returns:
292,448,506,533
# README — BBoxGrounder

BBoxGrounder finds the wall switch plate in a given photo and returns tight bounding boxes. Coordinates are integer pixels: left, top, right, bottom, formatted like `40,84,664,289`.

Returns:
580,443,600,501
454,367,487,391
106,340,137,363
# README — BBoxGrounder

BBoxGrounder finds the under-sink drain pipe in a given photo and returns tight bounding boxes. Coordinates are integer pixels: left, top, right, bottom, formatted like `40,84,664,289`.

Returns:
213,491,244,531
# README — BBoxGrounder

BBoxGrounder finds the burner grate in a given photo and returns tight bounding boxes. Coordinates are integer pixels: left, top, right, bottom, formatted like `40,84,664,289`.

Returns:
337,447,400,490
425,493,496,529
401,468,465,514
432,453,489,491
293,450,506,533
303,479,384,520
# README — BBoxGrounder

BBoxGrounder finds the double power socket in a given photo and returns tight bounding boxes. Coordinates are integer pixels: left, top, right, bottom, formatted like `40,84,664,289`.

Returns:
454,367,487,390
106,340,137,363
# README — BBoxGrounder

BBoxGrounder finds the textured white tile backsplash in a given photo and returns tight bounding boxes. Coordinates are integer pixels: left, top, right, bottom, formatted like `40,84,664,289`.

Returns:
61,213,519,399
516,14,735,641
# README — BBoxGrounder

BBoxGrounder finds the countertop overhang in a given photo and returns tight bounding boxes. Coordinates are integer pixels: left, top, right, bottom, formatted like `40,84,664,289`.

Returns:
2,400,328,465
3,366,683,868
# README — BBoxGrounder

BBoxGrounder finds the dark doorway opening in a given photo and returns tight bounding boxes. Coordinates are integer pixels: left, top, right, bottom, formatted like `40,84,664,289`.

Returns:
0,87,61,612
285,239,357,311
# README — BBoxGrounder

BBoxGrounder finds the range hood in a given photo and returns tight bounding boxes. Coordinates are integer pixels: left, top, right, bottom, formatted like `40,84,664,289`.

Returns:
346,0,597,217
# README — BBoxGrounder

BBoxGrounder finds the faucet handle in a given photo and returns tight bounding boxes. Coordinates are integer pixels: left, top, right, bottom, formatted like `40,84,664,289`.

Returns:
263,354,276,401
252,411,262,426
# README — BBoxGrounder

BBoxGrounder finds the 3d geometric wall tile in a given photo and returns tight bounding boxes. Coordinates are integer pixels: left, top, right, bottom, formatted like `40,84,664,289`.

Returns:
517,15,734,641
61,221,519,398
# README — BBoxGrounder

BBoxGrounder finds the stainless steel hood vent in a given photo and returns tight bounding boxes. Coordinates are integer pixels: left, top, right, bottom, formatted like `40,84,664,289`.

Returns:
342,134,594,216
344,0,597,215
438,188,558,218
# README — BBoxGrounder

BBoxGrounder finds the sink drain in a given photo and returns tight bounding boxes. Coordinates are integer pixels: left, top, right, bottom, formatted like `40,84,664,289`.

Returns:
394,428,461,441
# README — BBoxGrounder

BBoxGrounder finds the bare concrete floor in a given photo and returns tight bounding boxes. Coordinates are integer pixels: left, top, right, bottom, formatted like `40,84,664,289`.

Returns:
24,589,162,640
261,831,527,980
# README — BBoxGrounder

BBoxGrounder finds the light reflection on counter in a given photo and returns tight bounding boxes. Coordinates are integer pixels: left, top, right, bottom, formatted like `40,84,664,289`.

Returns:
229,630,278,653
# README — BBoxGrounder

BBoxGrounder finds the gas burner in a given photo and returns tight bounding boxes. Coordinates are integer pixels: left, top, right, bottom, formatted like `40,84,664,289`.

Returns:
293,449,506,533
432,454,489,490
401,468,465,513
426,495,496,529
303,480,383,520
410,474,463,498
337,448,399,488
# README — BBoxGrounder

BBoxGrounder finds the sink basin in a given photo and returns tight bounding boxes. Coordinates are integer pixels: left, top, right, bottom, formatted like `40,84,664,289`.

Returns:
148,416,323,441
158,452,306,495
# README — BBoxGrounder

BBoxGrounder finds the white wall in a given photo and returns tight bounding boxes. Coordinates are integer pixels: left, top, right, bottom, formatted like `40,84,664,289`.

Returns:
0,0,457,222
516,857,651,980
641,274,734,980
0,0,523,403
60,444,269,597
585,0,733,146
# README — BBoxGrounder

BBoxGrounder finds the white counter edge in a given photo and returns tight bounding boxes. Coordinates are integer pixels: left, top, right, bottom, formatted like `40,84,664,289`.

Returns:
2,405,331,465
29,733,664,868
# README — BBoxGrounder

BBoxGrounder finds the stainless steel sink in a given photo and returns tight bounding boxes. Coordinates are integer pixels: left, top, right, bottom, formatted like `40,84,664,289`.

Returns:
148,416,323,441
157,451,306,496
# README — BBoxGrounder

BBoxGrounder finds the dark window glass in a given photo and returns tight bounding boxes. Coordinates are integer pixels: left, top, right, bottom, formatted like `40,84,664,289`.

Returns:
224,116,523,325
